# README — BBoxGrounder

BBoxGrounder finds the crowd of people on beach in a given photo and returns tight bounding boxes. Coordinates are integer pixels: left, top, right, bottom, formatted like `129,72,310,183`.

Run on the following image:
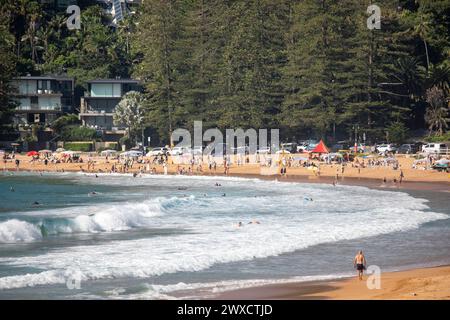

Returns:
2,147,449,185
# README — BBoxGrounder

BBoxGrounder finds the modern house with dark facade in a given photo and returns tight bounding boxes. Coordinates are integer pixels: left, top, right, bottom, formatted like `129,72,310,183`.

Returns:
79,78,141,141
12,75,74,126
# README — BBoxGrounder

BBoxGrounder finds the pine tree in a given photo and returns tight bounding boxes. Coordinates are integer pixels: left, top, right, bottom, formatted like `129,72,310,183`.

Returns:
280,0,360,140
0,4,18,128
132,0,186,144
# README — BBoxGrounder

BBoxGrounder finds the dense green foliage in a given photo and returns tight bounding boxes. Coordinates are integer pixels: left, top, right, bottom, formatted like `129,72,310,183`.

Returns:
51,114,80,134
0,4,18,128
1,0,449,144
60,126,97,141
132,0,449,143
64,141,94,151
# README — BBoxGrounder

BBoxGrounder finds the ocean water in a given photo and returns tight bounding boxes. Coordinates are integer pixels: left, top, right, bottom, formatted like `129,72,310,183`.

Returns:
0,171,449,299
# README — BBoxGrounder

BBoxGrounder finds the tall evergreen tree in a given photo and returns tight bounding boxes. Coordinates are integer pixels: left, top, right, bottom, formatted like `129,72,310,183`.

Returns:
132,0,186,144
0,4,18,128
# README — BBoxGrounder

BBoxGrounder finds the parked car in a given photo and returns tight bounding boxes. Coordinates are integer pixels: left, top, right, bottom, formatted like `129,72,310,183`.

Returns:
296,145,307,153
192,146,203,155
330,142,350,152
146,147,169,157
376,144,397,153
169,146,188,156
421,143,448,154
204,143,229,156
280,143,297,153
349,143,366,153
231,146,250,154
397,144,419,154
257,146,271,154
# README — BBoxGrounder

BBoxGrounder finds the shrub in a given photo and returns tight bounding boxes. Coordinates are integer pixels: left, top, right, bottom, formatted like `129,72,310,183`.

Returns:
52,114,80,134
64,142,93,152
387,122,409,144
106,142,118,150
61,126,98,141
425,132,450,143
119,136,132,149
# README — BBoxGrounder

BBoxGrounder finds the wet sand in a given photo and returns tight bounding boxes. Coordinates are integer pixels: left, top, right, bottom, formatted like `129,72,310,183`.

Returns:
216,265,450,300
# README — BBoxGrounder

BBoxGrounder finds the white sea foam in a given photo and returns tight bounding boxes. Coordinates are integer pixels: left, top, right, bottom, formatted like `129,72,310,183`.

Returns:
110,273,353,300
0,219,42,242
0,175,447,291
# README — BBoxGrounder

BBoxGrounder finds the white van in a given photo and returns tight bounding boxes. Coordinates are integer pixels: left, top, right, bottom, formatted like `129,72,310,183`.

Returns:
421,143,448,154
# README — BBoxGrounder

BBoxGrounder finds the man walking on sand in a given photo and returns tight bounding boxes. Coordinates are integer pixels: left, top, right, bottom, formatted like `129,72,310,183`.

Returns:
353,250,367,280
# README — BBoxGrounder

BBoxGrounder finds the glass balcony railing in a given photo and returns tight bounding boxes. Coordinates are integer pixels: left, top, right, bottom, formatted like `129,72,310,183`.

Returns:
16,105,62,111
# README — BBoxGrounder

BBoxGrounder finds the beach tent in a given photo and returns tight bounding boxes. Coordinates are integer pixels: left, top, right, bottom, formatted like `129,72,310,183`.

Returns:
310,140,329,154
293,156,309,161
321,153,342,161
120,150,143,158
10,143,20,152
435,158,450,165
101,149,118,157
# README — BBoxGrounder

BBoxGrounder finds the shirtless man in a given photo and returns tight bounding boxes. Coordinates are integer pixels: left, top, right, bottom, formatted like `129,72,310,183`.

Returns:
353,250,367,280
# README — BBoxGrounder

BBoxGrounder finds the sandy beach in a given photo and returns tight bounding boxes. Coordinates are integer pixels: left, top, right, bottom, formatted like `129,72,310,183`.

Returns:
3,153,449,185
216,265,450,300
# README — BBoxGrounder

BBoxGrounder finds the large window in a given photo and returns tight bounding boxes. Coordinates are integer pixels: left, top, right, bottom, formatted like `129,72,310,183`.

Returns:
91,83,122,97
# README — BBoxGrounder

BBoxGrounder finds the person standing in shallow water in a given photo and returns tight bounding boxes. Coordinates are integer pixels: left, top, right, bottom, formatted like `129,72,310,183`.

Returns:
353,250,367,280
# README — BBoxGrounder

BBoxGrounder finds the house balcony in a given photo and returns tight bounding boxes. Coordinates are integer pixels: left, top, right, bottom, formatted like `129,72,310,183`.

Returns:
16,105,62,112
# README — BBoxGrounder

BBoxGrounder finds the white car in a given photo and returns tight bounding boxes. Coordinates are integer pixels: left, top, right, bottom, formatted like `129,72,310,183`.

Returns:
257,147,271,154
169,146,187,156
192,146,203,155
376,144,396,153
421,143,448,154
146,147,169,157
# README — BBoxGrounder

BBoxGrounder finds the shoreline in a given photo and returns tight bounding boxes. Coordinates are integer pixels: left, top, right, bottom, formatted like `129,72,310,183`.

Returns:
3,166,449,193
214,265,450,300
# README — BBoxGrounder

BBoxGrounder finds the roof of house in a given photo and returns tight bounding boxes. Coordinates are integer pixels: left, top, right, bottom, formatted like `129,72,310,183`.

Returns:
15,75,73,81
88,79,140,84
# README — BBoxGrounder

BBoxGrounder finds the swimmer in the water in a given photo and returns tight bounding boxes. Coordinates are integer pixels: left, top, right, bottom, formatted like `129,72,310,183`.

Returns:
95,174,99,178
304,197,313,201
222,193,226,197
237,222,243,228
215,183,222,187
10,186,15,192
32,201,41,206
88,191,97,196
40,224,48,237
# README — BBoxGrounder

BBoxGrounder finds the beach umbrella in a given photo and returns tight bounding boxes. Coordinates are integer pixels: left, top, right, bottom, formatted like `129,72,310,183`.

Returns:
55,148,65,153
27,151,38,156
39,149,52,154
